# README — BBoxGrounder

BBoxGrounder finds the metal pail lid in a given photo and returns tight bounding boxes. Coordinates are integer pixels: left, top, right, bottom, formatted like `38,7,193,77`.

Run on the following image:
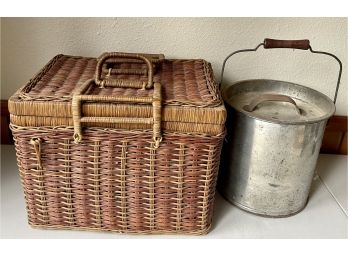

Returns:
222,79,335,124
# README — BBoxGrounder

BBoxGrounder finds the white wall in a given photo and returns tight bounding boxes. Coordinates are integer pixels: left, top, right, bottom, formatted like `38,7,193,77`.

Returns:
1,17,347,115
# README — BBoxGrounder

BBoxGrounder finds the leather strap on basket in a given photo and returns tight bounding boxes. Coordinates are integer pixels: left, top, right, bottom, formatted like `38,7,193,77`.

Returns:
95,52,155,89
72,79,162,148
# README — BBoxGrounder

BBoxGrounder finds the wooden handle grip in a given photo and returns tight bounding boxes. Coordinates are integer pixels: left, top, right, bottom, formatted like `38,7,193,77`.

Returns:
264,38,310,50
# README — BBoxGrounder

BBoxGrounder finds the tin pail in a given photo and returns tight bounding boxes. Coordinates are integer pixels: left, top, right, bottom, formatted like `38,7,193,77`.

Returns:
218,38,342,217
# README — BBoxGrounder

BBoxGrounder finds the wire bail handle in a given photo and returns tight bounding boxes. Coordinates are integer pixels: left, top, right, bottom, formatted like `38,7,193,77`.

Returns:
220,38,343,104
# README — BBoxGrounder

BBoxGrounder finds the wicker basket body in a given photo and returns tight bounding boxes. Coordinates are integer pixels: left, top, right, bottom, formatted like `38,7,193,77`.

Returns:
9,53,226,234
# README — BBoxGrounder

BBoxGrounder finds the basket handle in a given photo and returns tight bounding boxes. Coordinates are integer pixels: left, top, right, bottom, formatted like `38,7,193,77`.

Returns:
243,94,301,115
220,38,343,104
95,52,156,89
101,53,164,77
72,79,162,148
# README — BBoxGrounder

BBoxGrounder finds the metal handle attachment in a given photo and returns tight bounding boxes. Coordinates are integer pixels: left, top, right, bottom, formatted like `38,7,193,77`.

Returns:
72,79,162,148
220,38,342,104
243,94,301,115
95,52,156,89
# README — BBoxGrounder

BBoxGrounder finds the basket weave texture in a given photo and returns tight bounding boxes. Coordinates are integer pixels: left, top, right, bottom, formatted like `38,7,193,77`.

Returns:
9,52,226,234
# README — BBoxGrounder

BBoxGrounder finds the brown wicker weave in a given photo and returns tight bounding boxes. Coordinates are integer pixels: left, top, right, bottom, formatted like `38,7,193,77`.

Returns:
9,52,226,234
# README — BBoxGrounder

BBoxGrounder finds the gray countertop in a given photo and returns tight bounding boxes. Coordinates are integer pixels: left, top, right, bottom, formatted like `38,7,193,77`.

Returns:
1,145,347,238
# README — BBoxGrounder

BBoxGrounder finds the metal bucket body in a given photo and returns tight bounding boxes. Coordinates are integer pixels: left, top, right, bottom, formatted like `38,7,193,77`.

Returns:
219,107,327,217
219,79,335,217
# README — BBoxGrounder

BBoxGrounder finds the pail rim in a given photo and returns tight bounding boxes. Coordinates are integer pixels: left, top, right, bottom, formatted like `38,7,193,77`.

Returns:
222,79,335,125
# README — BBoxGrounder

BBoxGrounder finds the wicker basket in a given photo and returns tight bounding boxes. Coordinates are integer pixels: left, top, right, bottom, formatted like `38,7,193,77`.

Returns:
9,52,226,235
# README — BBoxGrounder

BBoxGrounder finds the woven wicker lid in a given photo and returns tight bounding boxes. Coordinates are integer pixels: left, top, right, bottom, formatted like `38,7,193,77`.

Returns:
9,54,226,135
